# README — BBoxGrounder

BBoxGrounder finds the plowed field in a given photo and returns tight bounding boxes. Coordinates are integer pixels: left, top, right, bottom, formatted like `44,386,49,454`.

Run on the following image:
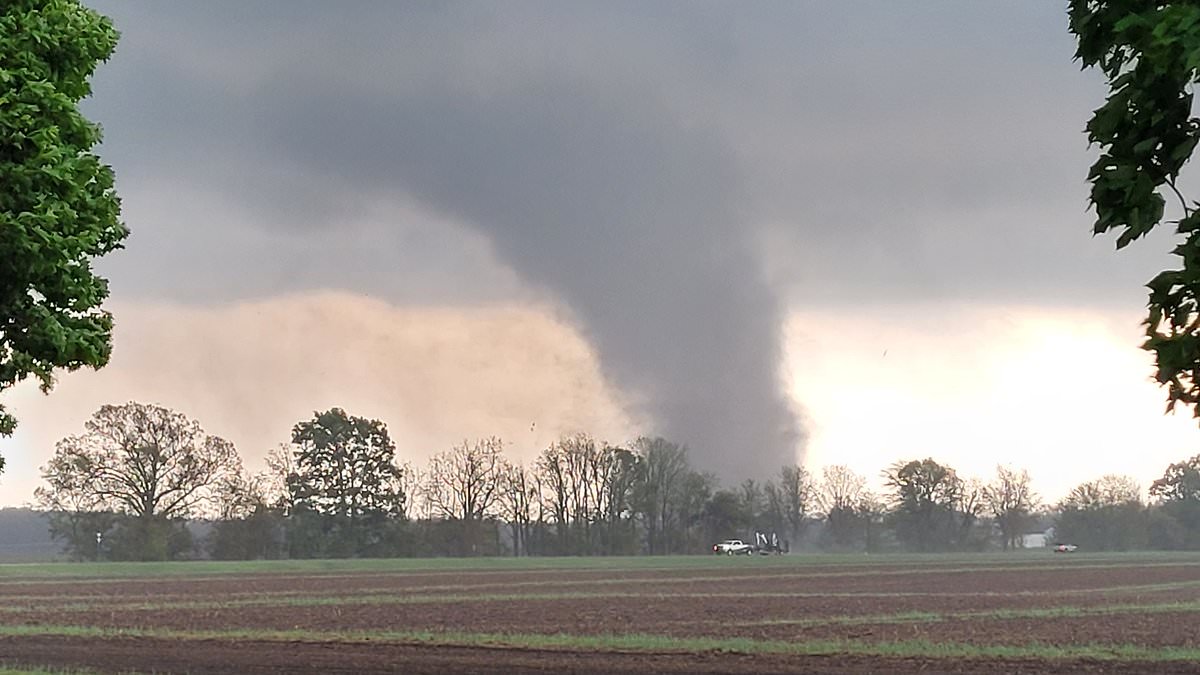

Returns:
1,553,1198,673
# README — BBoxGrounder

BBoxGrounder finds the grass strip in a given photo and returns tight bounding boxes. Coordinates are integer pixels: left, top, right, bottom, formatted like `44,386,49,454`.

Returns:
0,622,1197,664
0,590,1128,614
1,551,1197,583
1,559,1196,594
0,666,99,675
3,590,1003,614
5,576,1200,610
6,579,1200,616
727,599,1200,629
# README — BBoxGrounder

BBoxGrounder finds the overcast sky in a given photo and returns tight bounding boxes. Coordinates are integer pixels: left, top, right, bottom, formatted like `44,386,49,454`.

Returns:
2,2,1198,506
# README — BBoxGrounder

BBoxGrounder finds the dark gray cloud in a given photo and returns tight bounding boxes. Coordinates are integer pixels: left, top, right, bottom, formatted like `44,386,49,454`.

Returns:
253,63,798,477
79,1,1173,477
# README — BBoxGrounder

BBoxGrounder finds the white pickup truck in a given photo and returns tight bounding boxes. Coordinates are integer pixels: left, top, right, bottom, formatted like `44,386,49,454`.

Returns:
712,539,754,555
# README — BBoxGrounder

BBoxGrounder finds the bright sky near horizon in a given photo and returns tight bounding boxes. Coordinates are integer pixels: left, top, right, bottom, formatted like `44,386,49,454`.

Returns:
3,2,1200,507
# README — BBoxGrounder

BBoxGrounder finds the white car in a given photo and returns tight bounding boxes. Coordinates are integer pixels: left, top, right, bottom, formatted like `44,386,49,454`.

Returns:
1054,544,1078,553
712,539,754,555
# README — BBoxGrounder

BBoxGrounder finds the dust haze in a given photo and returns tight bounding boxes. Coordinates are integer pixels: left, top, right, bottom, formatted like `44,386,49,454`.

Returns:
0,293,634,491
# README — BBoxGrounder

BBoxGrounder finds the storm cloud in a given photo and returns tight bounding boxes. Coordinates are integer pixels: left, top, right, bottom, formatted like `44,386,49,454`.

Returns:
72,2,1182,479
86,1,816,477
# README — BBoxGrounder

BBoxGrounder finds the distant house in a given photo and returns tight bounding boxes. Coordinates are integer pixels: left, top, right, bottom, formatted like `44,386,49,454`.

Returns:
1018,531,1049,549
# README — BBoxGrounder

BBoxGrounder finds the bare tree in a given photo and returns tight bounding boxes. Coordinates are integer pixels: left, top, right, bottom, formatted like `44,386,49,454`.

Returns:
984,465,1039,550
818,465,867,515
594,445,640,554
240,443,294,516
536,439,572,550
533,434,637,554
498,461,539,556
742,478,768,531
218,444,302,521
536,434,592,553
632,437,690,555
36,402,242,560
776,465,815,541
396,460,423,521
425,437,505,521
955,477,988,549
38,403,241,521
667,469,715,553
817,465,867,549
214,471,264,522
857,490,887,554
424,437,507,556
206,458,290,561
1064,474,1142,509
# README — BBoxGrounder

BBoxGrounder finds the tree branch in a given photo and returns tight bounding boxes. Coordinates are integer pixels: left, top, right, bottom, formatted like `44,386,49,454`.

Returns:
1167,178,1192,219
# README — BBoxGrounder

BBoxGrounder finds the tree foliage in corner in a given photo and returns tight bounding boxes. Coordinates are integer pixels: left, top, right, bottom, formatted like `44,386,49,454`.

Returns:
1069,2,1200,414
0,1,126,460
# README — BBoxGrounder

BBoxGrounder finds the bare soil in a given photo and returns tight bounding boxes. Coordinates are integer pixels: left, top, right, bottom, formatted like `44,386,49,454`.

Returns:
4,635,1200,675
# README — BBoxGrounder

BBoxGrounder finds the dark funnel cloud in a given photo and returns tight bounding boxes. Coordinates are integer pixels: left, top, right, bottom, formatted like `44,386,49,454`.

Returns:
260,68,801,480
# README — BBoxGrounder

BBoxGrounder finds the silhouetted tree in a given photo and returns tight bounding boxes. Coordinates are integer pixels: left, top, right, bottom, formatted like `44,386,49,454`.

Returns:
499,461,539,556
774,465,815,543
41,509,116,561
534,435,640,555
1056,474,1146,551
537,434,593,554
37,403,241,560
884,458,963,552
1151,454,1200,503
593,444,641,555
207,467,286,560
985,466,1039,550
425,437,505,555
1149,454,1200,549
954,478,990,551
740,479,766,531
858,490,888,554
633,437,691,554
672,469,717,553
286,408,405,557
702,489,749,545
818,465,868,550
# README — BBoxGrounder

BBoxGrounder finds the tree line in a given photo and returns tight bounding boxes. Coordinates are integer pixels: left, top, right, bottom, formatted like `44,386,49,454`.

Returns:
30,402,1200,561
